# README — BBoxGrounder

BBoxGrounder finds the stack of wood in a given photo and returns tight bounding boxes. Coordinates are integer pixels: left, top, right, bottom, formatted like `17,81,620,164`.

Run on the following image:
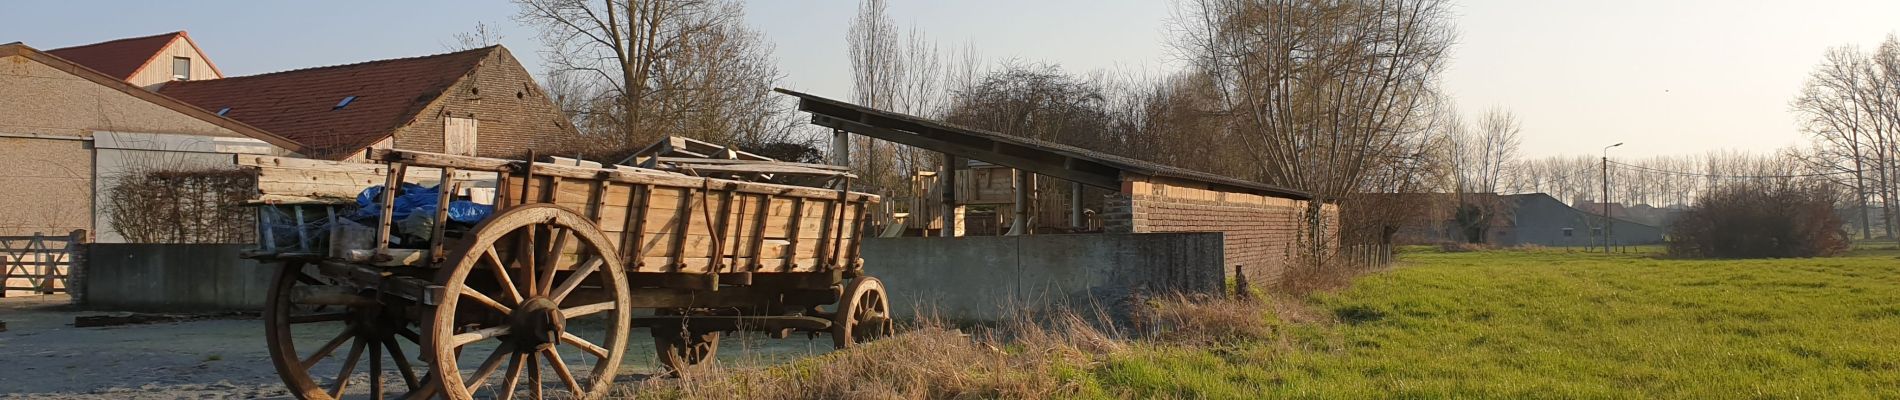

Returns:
610,136,854,187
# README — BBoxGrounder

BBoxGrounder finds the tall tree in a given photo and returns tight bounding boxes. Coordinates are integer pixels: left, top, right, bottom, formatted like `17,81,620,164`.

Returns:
1171,0,1457,256
515,0,798,156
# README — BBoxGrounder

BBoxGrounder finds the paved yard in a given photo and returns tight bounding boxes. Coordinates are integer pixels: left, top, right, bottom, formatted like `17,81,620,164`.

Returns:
0,295,834,399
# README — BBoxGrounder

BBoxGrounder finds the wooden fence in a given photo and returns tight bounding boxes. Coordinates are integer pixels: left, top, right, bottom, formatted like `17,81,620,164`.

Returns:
1339,243,1395,268
1,230,85,297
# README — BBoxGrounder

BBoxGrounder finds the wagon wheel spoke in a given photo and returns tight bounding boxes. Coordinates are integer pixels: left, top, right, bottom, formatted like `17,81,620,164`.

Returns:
369,339,386,399
330,338,367,397
483,248,524,305
301,325,356,369
561,301,615,319
451,325,512,348
527,351,544,399
549,256,602,303
289,312,351,324
543,347,584,395
497,351,526,400
464,343,515,393
396,326,422,345
461,287,513,315
560,332,609,358
380,336,421,391
517,227,538,298
537,227,571,296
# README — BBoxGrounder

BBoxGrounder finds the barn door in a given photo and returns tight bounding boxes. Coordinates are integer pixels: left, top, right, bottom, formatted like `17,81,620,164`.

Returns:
445,117,478,156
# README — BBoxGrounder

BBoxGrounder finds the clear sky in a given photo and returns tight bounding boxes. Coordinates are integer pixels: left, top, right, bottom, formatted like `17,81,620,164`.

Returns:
7,0,1899,159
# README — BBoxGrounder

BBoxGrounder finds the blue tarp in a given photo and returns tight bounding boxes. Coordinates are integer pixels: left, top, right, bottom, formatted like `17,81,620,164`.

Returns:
354,184,492,224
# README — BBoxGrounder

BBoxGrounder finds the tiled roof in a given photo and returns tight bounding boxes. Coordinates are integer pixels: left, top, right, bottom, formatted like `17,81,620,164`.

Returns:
159,46,496,159
46,31,184,79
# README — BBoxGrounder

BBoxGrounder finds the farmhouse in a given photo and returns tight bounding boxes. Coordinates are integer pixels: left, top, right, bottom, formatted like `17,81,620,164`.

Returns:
2,31,583,243
0,39,299,239
158,45,579,161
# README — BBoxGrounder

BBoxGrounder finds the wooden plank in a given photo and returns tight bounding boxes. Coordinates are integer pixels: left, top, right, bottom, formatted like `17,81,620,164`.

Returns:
654,157,853,171
621,184,650,268
668,187,696,272
373,163,406,260
429,167,457,264
782,197,805,270
747,194,771,271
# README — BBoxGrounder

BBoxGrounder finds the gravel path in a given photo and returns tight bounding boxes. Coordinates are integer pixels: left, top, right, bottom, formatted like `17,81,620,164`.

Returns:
0,295,834,399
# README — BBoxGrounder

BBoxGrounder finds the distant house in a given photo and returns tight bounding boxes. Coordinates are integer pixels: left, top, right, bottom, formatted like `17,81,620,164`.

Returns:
45,31,224,89
0,40,300,239
1393,193,1665,247
159,45,581,160
1498,193,1664,247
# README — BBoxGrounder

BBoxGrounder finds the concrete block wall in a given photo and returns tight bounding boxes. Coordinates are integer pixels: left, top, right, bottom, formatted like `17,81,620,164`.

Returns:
862,233,1224,322
1105,176,1338,285
79,244,274,311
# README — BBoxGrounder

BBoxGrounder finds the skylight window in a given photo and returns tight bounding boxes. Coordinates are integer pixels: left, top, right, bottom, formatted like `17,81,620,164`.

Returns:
216,107,231,116
333,96,357,110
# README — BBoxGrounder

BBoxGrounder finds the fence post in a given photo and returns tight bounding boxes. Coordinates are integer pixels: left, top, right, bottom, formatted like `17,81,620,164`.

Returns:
66,229,87,305
1233,264,1251,300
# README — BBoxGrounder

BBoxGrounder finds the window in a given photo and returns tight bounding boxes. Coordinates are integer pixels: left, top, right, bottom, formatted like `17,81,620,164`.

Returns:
172,57,191,81
1562,228,1574,237
1591,227,1603,236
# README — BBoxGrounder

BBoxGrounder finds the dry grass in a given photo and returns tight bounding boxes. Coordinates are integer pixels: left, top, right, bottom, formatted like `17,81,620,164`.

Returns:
621,294,1316,400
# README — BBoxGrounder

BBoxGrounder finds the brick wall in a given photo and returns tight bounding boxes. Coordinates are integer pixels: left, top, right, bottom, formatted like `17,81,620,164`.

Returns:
1103,176,1338,286
393,47,579,160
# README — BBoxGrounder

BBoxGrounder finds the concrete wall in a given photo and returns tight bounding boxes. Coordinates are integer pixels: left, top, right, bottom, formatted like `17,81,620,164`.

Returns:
1104,175,1337,287
78,244,273,311
862,233,1224,322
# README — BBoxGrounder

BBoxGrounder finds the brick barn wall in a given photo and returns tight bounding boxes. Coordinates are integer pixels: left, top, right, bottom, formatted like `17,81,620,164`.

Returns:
1103,176,1338,286
393,47,579,160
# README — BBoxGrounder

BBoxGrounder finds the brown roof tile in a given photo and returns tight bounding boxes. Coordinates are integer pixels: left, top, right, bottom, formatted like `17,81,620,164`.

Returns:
46,31,184,79
159,46,496,159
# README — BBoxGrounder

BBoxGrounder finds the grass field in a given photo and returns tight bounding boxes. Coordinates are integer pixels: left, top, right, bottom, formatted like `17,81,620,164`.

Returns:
641,248,1900,399
1095,248,1900,399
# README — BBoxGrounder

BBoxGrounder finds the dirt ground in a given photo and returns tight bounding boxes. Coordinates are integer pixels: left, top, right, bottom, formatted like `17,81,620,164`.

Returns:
0,295,834,399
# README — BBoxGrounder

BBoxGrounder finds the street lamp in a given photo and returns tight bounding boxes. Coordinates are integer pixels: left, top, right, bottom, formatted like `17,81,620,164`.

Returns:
1602,142,1623,253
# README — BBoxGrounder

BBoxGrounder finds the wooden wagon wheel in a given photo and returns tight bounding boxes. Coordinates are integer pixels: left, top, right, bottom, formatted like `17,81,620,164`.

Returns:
830,276,894,349
265,261,437,400
426,204,631,400
651,311,720,377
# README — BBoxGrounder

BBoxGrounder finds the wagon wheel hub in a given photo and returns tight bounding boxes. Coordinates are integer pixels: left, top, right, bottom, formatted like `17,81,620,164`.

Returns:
509,297,566,350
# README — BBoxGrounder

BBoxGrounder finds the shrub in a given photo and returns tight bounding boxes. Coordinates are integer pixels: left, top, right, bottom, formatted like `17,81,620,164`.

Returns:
1667,182,1849,258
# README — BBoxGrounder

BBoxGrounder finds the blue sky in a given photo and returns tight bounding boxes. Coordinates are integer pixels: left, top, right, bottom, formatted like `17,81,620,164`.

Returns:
7,0,1900,158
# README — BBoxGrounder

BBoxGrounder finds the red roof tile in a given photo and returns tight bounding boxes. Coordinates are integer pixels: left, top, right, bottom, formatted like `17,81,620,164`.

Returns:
159,46,497,159
46,31,184,79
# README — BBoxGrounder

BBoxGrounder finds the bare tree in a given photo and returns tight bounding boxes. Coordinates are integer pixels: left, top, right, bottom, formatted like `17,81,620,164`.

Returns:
515,0,798,156
445,21,506,51
1170,0,1458,256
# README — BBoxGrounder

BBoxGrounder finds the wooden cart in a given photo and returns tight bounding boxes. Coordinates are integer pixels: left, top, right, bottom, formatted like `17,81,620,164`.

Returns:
243,149,888,400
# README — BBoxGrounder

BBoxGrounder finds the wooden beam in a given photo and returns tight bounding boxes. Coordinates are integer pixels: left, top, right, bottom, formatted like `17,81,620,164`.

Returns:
810,116,1120,190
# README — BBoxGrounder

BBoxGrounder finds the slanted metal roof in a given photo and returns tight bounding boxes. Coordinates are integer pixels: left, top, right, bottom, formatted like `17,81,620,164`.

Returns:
777,88,1312,200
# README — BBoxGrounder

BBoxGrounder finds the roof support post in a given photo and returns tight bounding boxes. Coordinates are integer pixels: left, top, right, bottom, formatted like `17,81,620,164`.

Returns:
1070,181,1084,229
941,153,962,237
1006,169,1033,236
831,129,850,167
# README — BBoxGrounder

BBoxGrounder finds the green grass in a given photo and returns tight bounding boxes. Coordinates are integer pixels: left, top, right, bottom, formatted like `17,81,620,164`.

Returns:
1093,248,1900,399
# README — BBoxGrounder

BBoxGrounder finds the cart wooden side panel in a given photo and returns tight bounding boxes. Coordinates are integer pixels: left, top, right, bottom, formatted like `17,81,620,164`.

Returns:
501,173,866,275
